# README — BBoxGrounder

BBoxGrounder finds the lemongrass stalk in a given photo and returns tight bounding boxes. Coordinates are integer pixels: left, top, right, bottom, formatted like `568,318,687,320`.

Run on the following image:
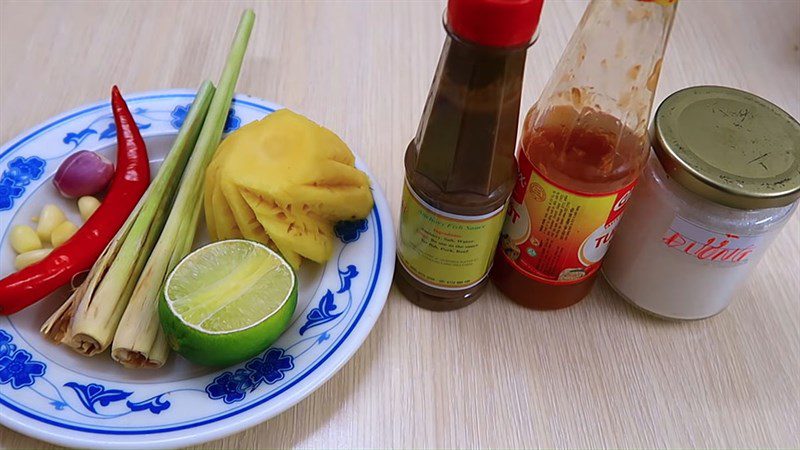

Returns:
41,185,147,342
40,82,216,355
113,199,200,368
149,329,170,368
112,10,255,368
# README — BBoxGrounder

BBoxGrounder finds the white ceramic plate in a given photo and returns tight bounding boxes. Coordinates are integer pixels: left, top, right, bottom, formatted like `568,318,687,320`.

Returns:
0,90,395,448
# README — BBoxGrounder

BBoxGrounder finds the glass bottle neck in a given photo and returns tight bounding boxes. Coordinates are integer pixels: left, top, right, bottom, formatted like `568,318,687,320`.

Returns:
532,0,677,136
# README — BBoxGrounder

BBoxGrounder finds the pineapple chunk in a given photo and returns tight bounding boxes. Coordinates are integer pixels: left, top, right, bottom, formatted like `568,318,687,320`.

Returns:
203,109,373,267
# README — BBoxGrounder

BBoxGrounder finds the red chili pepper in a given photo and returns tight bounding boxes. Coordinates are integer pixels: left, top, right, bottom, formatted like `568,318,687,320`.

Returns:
0,86,150,314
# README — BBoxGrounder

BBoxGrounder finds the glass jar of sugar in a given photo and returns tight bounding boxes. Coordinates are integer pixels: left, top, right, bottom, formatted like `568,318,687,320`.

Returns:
602,86,800,320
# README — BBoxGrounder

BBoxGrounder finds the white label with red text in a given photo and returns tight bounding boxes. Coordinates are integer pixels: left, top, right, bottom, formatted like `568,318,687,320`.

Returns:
661,215,762,265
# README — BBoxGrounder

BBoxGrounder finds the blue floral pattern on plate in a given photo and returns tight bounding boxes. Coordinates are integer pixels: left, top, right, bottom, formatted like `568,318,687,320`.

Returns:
170,103,241,133
0,331,173,416
126,394,171,414
0,331,45,389
169,104,191,129
246,348,294,385
63,128,97,148
62,113,152,150
0,156,45,211
64,382,133,414
0,177,24,211
6,156,45,186
334,219,369,243
0,331,16,357
205,369,256,404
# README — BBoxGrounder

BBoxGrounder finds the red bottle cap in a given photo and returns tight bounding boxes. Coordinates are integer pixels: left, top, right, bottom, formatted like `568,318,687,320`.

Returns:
447,0,545,48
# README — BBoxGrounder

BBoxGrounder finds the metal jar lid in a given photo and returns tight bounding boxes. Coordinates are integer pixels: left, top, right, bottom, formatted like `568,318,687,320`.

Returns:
651,85,800,210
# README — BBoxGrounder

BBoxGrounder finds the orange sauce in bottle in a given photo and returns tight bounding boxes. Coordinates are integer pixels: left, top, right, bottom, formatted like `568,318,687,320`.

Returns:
492,106,647,309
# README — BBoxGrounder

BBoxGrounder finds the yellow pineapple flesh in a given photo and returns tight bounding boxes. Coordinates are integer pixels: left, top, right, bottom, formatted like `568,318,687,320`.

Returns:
203,109,373,268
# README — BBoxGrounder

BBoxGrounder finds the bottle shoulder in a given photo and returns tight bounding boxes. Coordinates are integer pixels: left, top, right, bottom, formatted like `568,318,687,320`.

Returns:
640,154,797,235
404,143,514,215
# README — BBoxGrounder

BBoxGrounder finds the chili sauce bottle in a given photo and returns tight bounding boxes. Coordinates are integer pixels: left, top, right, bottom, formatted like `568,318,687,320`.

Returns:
492,0,678,309
396,0,545,311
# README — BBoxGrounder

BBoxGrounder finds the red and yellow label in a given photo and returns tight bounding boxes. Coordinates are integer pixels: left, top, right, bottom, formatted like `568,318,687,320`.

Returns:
499,151,636,285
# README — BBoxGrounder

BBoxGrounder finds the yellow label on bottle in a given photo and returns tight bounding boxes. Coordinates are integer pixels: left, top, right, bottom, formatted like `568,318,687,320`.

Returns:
397,182,506,290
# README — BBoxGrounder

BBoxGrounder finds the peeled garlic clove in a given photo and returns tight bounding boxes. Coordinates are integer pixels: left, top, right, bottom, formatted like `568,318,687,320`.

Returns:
15,249,52,270
36,204,68,242
51,221,79,248
78,196,101,221
10,225,43,254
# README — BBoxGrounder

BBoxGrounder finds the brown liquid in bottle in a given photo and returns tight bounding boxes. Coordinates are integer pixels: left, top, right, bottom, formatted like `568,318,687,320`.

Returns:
395,31,529,311
492,106,647,309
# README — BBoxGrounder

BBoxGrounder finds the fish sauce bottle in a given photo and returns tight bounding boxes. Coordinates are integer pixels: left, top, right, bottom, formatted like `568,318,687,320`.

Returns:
396,0,545,311
492,0,678,310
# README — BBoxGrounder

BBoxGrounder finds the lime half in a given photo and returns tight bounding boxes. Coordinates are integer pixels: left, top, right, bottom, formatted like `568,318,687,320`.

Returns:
159,239,297,366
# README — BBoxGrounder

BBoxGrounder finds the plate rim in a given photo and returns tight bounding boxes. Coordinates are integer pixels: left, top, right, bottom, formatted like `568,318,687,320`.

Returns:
0,89,396,448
